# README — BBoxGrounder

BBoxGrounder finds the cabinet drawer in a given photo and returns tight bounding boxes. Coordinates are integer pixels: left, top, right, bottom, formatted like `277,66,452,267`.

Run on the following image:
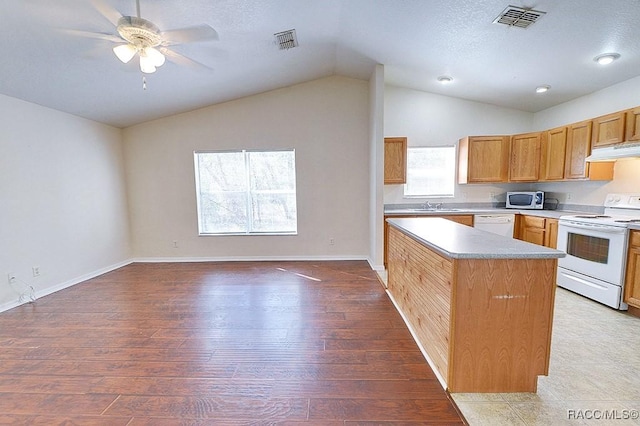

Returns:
630,231,640,248
522,215,546,229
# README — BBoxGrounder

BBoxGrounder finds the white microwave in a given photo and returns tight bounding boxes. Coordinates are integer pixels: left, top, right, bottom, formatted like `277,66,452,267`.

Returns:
506,191,544,209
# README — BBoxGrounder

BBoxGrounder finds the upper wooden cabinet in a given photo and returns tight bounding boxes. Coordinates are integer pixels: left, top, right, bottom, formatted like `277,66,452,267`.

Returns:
384,137,407,184
540,126,567,181
563,120,615,181
592,111,626,147
509,132,541,182
625,107,640,142
458,136,510,184
564,120,592,179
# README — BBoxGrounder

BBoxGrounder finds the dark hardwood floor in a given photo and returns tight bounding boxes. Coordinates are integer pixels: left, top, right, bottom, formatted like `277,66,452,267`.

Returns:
0,261,466,425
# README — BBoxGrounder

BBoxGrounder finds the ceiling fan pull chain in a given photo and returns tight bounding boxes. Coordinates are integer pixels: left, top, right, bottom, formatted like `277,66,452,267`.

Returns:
136,0,141,19
142,75,147,90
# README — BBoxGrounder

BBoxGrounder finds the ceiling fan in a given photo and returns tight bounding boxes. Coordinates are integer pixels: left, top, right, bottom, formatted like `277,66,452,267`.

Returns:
68,0,219,74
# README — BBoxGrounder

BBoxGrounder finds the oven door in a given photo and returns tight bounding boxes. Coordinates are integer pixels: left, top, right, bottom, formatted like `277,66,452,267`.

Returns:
556,220,627,286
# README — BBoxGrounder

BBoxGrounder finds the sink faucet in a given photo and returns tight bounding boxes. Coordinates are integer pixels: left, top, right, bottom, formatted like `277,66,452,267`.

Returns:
423,201,432,210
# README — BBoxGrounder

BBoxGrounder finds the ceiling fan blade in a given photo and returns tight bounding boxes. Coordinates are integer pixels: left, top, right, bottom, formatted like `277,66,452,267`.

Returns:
161,25,219,45
60,29,123,43
90,0,124,27
161,48,213,70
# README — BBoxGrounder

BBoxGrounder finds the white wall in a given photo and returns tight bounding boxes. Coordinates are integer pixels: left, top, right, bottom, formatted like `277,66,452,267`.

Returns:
123,76,371,260
369,65,385,270
383,86,534,205
0,94,131,311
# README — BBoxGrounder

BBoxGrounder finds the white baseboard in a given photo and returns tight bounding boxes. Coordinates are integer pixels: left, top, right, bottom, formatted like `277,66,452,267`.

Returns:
131,255,369,263
0,259,133,314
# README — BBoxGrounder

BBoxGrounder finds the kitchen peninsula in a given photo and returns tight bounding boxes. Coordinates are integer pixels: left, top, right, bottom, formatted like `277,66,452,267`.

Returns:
386,217,565,393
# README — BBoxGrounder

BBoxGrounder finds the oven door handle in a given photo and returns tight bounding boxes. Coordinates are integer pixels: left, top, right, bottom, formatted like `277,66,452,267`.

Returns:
559,222,627,234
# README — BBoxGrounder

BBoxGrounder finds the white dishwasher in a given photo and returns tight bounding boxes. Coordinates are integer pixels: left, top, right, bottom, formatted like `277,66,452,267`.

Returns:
473,214,515,238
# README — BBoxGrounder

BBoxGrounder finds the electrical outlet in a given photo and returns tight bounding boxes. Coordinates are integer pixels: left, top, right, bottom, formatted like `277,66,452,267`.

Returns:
172,240,178,248
329,238,335,245
32,266,40,277
7,273,16,285
567,193,572,201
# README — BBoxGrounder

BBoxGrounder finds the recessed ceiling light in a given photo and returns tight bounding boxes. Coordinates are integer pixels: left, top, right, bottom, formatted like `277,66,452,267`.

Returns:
594,53,621,65
535,85,550,93
437,75,454,84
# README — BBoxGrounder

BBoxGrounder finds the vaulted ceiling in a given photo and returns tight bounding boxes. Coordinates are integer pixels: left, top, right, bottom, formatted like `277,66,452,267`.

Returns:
2,0,639,128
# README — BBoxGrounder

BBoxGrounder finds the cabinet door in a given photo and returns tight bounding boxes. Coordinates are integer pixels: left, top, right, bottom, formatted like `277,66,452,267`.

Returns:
518,215,546,246
592,111,626,147
624,232,640,308
543,218,558,248
384,137,407,184
509,132,541,182
564,120,592,179
540,127,567,180
521,227,545,246
625,107,640,142
459,136,510,183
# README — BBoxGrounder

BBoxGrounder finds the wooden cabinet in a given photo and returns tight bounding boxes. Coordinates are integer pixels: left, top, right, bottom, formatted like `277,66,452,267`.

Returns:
458,136,510,183
509,132,541,182
387,222,557,392
624,230,640,309
384,137,407,184
540,126,567,181
518,215,546,246
544,218,558,249
383,214,473,267
625,107,640,142
564,120,592,179
564,120,614,181
516,215,558,248
592,111,626,147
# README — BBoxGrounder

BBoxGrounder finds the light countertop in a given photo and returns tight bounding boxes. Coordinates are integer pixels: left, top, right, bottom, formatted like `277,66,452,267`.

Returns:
384,207,587,219
387,217,566,260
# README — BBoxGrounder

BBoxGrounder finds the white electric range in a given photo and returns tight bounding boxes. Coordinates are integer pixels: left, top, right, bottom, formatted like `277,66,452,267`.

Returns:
556,193,640,310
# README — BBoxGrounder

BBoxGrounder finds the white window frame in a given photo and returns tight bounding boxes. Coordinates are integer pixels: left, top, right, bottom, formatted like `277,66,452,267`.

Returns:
194,149,298,235
403,146,456,198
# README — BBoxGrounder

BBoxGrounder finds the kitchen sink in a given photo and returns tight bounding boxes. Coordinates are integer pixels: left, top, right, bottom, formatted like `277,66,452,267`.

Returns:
408,208,462,212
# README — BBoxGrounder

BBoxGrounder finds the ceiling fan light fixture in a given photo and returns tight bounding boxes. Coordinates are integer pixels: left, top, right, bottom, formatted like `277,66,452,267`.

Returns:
143,47,165,67
139,55,157,74
113,44,137,63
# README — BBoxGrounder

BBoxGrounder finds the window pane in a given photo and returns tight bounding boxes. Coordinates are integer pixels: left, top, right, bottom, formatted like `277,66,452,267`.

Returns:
248,151,296,191
195,150,297,235
199,192,247,233
251,193,297,233
404,146,455,197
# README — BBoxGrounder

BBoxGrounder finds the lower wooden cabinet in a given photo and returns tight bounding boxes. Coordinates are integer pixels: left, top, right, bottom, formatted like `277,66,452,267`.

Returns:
383,215,473,267
624,230,640,309
516,215,558,249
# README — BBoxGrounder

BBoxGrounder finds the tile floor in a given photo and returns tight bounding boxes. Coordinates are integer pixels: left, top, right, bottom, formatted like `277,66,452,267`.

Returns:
451,288,640,425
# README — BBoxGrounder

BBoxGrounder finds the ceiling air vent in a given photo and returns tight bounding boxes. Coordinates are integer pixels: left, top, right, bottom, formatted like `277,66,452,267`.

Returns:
274,29,298,50
493,5,546,29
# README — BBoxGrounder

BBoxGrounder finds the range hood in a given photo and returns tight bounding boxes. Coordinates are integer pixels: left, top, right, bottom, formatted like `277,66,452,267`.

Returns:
586,143,640,162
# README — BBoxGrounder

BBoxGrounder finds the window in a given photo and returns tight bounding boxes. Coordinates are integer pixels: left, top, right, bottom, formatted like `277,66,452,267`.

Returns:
194,149,297,235
404,146,456,197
